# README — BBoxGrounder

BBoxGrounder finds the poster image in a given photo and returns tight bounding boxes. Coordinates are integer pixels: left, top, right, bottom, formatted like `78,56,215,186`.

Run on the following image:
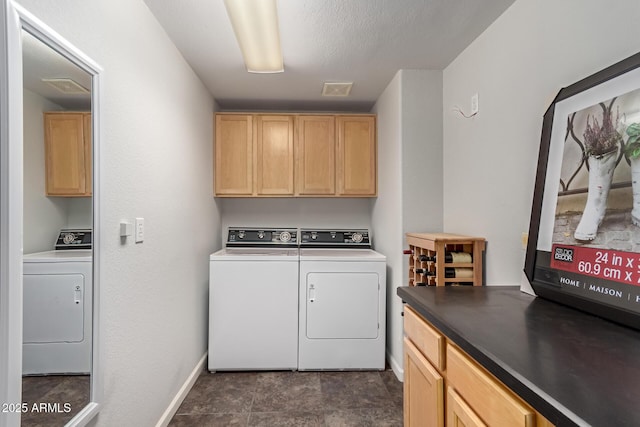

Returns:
551,86,640,302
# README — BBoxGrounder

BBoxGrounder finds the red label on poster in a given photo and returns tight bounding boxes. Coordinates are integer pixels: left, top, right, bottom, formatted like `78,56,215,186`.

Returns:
551,245,640,286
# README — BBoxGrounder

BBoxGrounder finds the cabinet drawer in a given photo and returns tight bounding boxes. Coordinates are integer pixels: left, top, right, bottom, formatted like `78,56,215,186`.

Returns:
447,343,535,427
404,306,444,371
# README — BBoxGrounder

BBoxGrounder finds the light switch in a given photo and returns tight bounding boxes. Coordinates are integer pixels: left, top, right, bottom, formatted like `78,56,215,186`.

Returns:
135,218,144,243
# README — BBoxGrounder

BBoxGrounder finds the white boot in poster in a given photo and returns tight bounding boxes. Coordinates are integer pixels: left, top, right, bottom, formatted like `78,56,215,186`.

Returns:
574,150,617,240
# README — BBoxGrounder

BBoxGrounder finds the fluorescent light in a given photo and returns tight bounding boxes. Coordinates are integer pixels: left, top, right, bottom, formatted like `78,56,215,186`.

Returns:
224,0,284,73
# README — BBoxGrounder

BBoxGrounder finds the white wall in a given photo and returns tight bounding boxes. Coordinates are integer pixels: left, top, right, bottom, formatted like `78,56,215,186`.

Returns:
220,198,371,243
15,1,221,426
22,89,67,253
443,0,640,285
371,69,443,378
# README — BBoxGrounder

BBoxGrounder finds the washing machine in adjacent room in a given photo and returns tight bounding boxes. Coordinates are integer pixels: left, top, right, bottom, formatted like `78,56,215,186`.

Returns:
209,227,299,371
298,229,386,371
22,229,93,375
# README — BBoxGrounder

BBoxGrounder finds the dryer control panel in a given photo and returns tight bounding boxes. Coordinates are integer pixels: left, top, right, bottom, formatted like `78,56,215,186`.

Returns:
300,229,371,248
55,229,92,250
226,228,298,247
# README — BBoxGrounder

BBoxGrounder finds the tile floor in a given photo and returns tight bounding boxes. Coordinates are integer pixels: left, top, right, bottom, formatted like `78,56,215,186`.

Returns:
21,375,90,427
169,369,403,427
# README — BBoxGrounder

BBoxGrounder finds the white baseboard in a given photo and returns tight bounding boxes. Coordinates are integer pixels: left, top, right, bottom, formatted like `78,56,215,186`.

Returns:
386,348,403,382
155,352,207,427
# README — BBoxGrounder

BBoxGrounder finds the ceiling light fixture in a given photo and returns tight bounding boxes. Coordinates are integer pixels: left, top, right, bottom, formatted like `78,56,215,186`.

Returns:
223,0,284,73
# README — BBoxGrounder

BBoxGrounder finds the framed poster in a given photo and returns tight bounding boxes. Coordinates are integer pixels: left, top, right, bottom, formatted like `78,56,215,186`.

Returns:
525,51,640,330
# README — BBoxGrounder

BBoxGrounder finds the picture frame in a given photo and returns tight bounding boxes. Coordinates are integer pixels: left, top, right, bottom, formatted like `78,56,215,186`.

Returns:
525,51,640,331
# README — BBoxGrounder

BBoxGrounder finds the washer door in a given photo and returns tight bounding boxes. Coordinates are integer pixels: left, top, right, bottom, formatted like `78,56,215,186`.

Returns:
306,272,379,339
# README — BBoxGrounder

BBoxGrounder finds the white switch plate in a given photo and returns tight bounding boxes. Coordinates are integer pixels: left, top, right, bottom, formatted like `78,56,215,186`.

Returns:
471,93,479,115
135,218,144,243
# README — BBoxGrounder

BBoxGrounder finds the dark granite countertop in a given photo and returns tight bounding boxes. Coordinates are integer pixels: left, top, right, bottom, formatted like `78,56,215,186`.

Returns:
397,286,640,427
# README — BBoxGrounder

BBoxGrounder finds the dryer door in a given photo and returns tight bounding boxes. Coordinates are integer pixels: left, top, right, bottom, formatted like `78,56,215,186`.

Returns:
23,274,85,343
306,272,379,339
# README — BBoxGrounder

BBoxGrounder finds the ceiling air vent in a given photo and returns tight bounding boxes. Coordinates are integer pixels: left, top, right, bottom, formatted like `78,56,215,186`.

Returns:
322,82,353,97
42,78,89,94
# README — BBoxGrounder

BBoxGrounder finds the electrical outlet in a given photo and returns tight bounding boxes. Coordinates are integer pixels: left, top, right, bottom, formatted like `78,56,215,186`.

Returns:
471,93,479,115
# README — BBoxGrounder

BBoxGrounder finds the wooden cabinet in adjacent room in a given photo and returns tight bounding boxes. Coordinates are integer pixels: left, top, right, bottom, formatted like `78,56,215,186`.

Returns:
44,112,92,197
213,112,377,198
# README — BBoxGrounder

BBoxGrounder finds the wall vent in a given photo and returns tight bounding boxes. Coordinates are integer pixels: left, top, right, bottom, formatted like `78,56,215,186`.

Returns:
42,78,89,94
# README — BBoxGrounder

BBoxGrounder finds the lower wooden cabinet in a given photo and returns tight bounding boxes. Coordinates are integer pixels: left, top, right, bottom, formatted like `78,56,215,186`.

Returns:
403,306,553,427
404,337,444,427
447,387,487,427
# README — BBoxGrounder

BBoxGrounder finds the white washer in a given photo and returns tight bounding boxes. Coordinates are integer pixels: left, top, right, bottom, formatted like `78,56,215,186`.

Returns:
23,249,92,375
209,228,299,371
298,230,386,370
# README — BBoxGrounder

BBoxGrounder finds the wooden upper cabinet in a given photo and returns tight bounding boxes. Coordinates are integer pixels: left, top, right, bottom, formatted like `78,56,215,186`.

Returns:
255,115,294,195
44,112,91,197
213,113,377,197
83,113,92,196
337,116,376,196
215,114,253,195
295,115,336,195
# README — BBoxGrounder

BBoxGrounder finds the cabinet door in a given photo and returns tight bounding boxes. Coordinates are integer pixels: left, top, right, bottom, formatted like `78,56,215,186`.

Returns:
337,116,376,196
296,116,335,195
447,387,487,427
404,337,444,427
447,344,535,427
44,113,88,196
255,115,294,195
215,114,253,195
83,113,92,195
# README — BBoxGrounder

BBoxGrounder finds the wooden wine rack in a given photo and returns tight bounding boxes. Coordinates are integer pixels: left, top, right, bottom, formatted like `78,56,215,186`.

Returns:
406,233,485,287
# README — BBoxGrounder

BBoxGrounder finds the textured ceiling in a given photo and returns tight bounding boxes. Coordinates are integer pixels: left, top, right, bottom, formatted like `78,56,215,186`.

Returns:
147,0,516,111
22,30,92,110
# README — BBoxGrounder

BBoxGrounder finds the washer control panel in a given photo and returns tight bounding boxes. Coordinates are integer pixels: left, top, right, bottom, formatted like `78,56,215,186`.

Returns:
300,229,371,248
227,228,298,247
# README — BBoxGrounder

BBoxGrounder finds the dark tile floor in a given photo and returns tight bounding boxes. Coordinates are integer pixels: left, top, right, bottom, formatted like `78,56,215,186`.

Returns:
21,375,90,426
169,369,403,427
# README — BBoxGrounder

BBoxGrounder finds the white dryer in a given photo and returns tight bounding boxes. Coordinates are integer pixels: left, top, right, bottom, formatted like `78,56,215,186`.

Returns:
298,229,386,370
23,229,93,375
209,228,299,371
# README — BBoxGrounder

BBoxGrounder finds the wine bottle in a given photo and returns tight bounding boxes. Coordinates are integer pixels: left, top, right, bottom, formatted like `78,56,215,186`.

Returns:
417,254,435,262
447,252,472,263
415,282,427,286
444,267,473,278
415,268,435,276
